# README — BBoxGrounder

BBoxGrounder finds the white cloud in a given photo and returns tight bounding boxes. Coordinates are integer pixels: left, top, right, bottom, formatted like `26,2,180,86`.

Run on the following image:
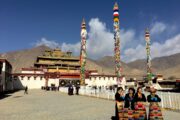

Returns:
61,18,136,59
33,18,138,60
34,19,180,63
150,22,167,35
35,38,60,48
36,18,135,59
61,42,81,56
124,34,180,62
151,34,180,57
124,45,145,62
86,18,113,58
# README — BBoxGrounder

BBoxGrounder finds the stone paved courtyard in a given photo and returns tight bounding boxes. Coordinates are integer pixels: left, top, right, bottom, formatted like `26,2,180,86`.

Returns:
0,90,179,120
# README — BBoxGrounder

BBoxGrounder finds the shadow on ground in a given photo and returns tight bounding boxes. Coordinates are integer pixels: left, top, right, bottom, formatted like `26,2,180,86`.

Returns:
111,116,118,120
0,90,21,100
0,94,11,100
13,96,23,98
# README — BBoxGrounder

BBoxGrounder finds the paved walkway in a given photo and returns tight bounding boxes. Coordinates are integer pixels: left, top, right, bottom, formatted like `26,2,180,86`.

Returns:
0,90,179,120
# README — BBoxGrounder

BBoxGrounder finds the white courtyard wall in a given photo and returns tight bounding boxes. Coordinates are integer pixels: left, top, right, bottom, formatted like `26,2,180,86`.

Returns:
13,76,45,89
2,62,6,91
85,76,118,87
48,79,59,87
22,71,34,74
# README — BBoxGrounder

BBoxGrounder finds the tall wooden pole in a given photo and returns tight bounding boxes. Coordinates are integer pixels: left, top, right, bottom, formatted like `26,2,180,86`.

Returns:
145,28,153,82
80,18,87,85
113,2,122,86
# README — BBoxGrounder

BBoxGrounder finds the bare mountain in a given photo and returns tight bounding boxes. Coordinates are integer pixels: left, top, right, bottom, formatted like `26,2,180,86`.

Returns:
0,45,179,79
0,46,144,79
86,58,115,75
161,65,180,78
0,45,51,73
94,56,144,78
127,53,180,78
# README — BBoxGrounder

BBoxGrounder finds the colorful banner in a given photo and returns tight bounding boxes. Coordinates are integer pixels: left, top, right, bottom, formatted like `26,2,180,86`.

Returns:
145,29,153,80
113,2,122,84
80,18,87,85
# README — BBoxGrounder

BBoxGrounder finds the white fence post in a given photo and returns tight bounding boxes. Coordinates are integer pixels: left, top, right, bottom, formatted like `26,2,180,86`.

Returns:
168,92,172,109
108,91,110,100
161,92,164,108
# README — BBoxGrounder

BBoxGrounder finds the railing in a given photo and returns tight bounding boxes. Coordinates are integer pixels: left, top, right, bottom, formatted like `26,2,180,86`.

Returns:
59,87,180,111
157,91,180,110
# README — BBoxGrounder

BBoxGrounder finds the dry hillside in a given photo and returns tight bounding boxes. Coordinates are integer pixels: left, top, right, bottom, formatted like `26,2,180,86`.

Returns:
0,45,179,79
0,45,51,73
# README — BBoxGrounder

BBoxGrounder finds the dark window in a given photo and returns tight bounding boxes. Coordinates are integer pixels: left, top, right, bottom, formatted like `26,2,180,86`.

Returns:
0,70,1,74
14,76,17,81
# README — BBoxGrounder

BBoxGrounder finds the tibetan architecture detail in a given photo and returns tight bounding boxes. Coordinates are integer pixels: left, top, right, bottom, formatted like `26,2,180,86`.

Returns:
0,59,13,93
145,28,153,81
34,48,80,73
113,2,122,85
80,18,87,85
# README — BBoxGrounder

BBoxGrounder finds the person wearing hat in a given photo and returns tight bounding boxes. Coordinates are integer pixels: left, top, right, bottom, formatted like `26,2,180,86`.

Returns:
147,87,161,102
147,87,163,120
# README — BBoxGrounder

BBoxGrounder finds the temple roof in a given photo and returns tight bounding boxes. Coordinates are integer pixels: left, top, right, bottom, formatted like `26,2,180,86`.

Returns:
34,62,80,66
36,56,79,60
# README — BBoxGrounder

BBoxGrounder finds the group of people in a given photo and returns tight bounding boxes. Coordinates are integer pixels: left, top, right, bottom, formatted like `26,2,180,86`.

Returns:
68,85,80,95
115,86,161,119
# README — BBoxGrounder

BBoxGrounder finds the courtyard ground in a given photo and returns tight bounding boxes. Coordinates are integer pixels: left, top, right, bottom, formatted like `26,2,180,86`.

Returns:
0,90,179,120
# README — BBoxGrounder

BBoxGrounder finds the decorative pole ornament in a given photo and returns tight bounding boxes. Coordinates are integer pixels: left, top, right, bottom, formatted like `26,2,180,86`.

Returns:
80,18,87,85
113,2,122,85
145,28,152,81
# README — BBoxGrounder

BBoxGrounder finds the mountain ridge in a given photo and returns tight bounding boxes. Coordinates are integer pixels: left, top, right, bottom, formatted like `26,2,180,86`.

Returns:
0,45,179,78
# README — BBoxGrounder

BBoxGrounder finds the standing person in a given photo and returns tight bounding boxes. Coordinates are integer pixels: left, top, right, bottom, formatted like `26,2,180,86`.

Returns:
68,84,72,95
115,87,125,119
68,85,70,95
24,86,28,94
71,85,74,95
124,87,135,110
134,87,147,120
147,87,163,120
75,85,80,95
147,87,161,102
134,87,146,102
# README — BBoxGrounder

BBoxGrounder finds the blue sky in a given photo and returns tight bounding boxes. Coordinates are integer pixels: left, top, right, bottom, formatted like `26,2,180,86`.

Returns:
0,0,180,62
